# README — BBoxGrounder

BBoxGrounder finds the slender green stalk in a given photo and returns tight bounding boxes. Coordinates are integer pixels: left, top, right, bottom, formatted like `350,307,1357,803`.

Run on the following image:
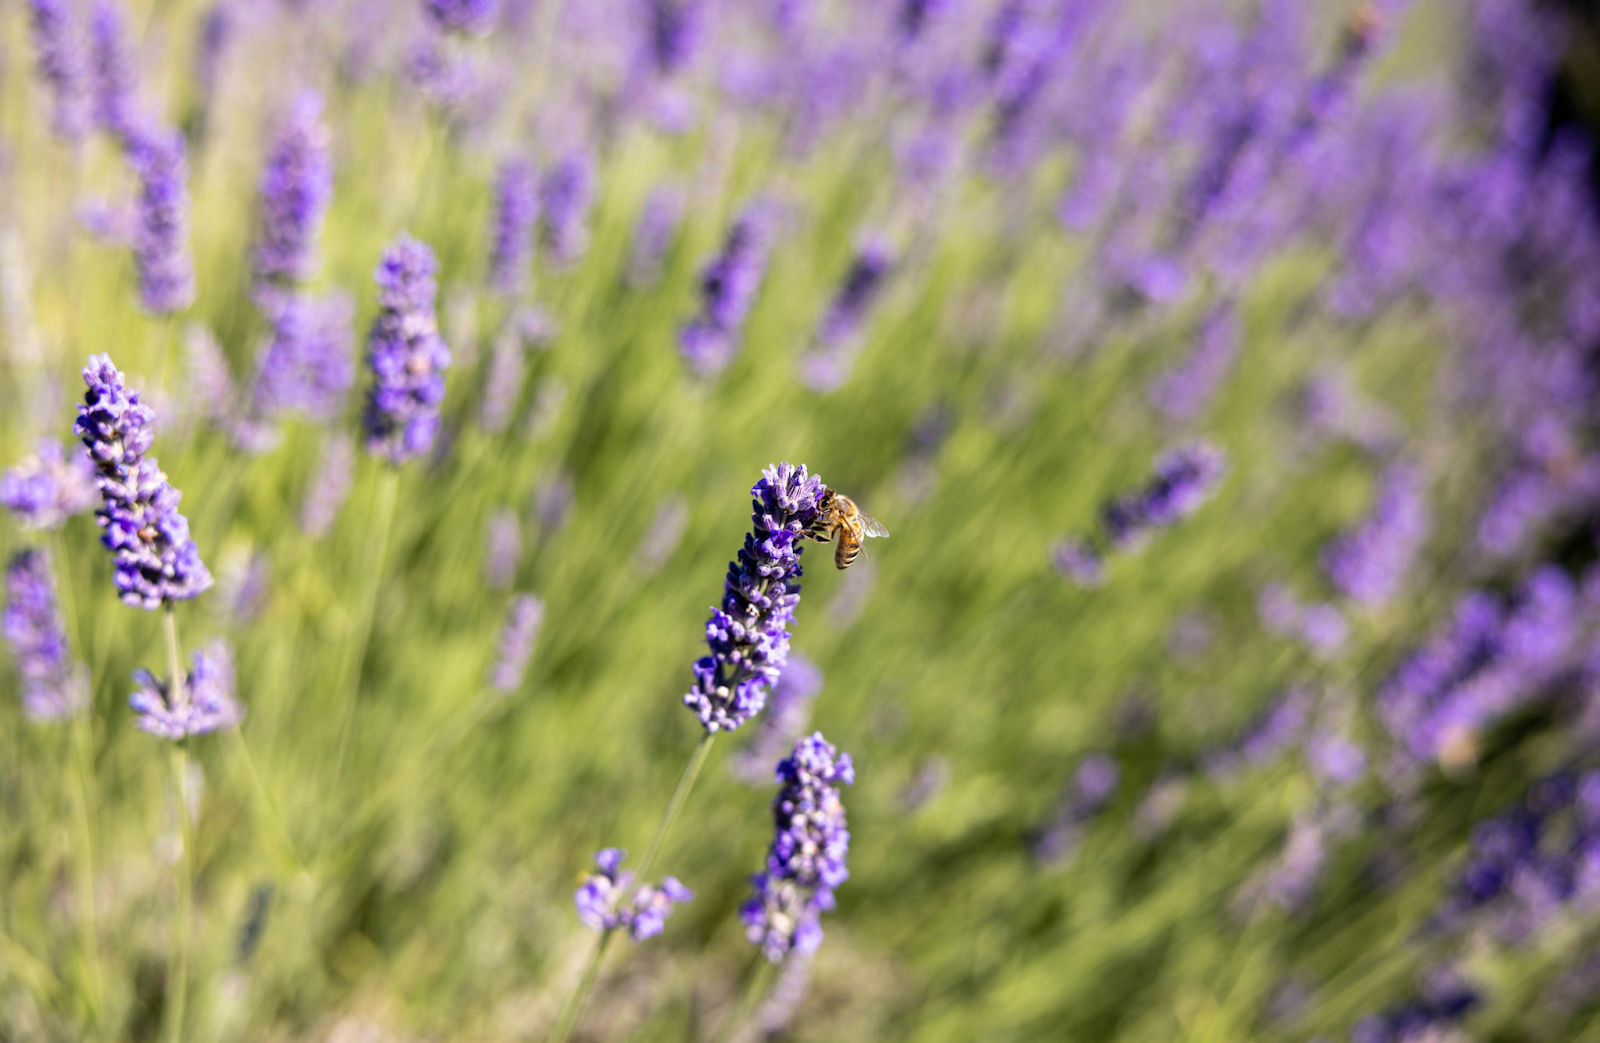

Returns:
227,729,307,876
327,468,400,824
161,608,193,1043
711,953,775,1043
546,732,717,1043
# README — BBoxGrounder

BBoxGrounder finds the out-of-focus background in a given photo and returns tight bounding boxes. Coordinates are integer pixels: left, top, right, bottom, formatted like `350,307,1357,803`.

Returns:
4,0,1600,1040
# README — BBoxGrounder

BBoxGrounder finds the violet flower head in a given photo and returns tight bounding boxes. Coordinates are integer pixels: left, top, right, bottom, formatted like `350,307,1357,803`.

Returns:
4,548,88,722
574,848,693,942
628,183,684,286
300,433,355,539
740,732,854,962
1,439,97,531
129,639,241,740
485,508,522,589
89,0,139,143
362,235,451,465
424,0,499,36
540,149,597,268
252,293,356,424
489,594,543,692
1051,536,1103,588
643,0,705,78
74,355,212,608
1034,752,1121,865
1323,462,1429,606
683,463,826,733
254,91,334,302
28,0,93,144
680,200,776,378
732,653,824,783
486,157,539,295
128,124,197,314
800,239,895,392
1351,972,1480,1043
1102,442,1227,550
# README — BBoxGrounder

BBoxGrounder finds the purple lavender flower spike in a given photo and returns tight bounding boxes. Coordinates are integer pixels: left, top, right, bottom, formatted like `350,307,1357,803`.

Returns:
300,433,355,539
800,239,894,392
1,439,97,531
1102,443,1227,550
478,326,527,434
680,200,776,378
1323,462,1429,606
4,549,89,721
1351,971,1480,1043
252,293,356,425
129,638,241,740
628,184,684,286
490,594,543,693
89,0,139,144
732,653,823,783
254,91,334,305
740,732,853,962
128,124,196,314
486,157,539,295
485,508,522,590
28,0,93,144
635,495,688,574
574,848,693,941
1034,752,1120,865
424,0,499,36
75,355,212,608
1149,301,1240,422
362,235,451,465
642,0,705,78
683,463,826,733
540,149,596,268
1050,536,1103,588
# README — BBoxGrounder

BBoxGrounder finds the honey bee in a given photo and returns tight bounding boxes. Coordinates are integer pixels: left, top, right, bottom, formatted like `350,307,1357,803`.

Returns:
807,489,890,569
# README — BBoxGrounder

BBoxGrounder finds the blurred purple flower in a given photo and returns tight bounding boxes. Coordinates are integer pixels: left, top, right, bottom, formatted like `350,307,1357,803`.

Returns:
4,548,88,721
486,157,539,295
489,594,542,693
300,433,355,539
128,124,196,314
28,0,93,144
540,149,597,268
680,199,776,378
574,848,693,941
1,439,97,531
1323,462,1429,606
362,235,451,465
254,91,333,304
130,638,241,740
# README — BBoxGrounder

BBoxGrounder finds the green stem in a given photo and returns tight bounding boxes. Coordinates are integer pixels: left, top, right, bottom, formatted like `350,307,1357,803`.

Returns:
545,732,717,1043
327,468,400,828
164,743,193,1043
711,953,775,1043
228,729,306,876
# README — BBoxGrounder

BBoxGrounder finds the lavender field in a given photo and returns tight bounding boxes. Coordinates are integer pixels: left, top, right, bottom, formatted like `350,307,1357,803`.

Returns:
3,0,1599,1040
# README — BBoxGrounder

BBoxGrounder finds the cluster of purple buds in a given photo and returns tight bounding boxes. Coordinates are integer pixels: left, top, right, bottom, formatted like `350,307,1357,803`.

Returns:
74,355,212,609
89,0,139,145
1033,752,1120,866
628,183,685,286
1148,301,1240,423
4,548,88,721
740,732,854,962
424,0,499,36
574,848,693,942
800,239,895,393
251,293,356,427
1323,462,1429,606
253,91,333,305
1203,687,1312,780
682,463,825,733
362,235,451,465
489,594,543,693
486,156,539,295
129,639,241,740
540,150,597,268
1,439,97,531
128,124,197,315
680,200,776,378
27,0,92,144
1050,536,1103,589
1256,583,1349,659
731,653,823,783
1102,443,1227,550
642,0,705,78
1350,969,1480,1043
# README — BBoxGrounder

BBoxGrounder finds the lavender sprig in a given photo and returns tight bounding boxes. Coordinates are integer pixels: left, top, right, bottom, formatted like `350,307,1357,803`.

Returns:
130,638,241,740
540,150,596,268
27,0,92,144
1102,442,1227,550
74,355,211,609
253,91,333,304
251,293,356,426
486,157,540,295
740,732,854,962
128,124,197,315
362,235,451,465
89,0,139,145
683,463,825,733
300,433,355,539
573,848,693,942
1,439,97,531
489,594,542,693
424,0,499,36
679,199,776,378
4,548,88,721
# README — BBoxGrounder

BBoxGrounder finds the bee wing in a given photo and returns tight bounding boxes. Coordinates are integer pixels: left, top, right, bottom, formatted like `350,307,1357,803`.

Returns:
859,513,890,538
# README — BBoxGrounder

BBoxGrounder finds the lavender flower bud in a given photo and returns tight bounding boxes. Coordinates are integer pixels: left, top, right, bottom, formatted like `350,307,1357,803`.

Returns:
1101,442,1227,550
732,653,822,783
485,508,521,589
424,0,499,36
253,91,333,303
300,433,354,539
574,848,693,942
628,183,684,286
362,235,451,465
642,0,705,77
740,733,853,961
680,200,775,378
1323,462,1429,606
129,638,241,740
251,293,356,426
28,0,93,144
74,354,211,608
485,157,539,295
489,594,543,692
1,439,97,531
89,0,139,144
128,124,196,315
683,463,826,733
4,548,88,721
540,149,596,268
